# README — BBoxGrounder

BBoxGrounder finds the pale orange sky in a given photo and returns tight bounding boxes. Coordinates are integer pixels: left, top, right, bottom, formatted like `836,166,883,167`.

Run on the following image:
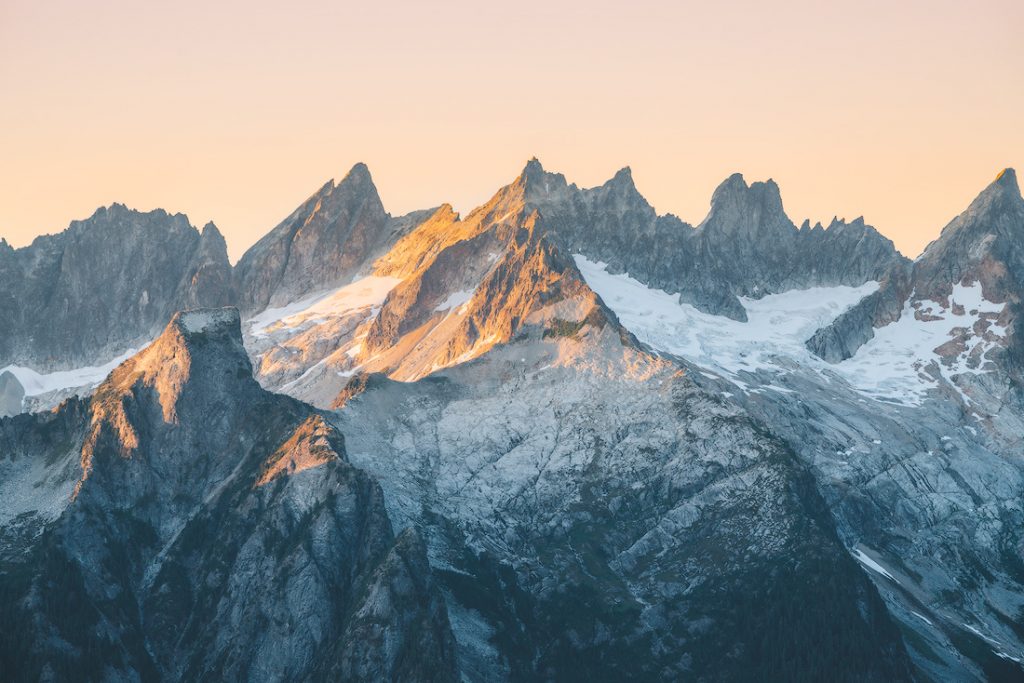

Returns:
1,0,1021,262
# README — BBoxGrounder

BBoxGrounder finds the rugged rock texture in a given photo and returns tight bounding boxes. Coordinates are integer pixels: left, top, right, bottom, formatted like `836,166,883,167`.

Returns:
691,356,1024,682
568,167,1024,680
0,309,457,682
242,161,1024,680
242,177,620,401
809,169,1024,365
234,163,433,312
914,169,1024,301
805,262,913,362
0,205,234,371
236,180,918,678
507,159,907,320
8,159,1024,681
0,371,24,416
333,323,915,682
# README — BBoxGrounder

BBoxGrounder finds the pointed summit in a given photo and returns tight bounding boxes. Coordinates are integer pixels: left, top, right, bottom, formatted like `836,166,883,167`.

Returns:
91,307,251,434
516,157,569,193
486,157,570,210
699,173,791,239
337,161,374,189
585,165,653,218
912,167,1024,303
995,167,1019,192
709,173,784,213
960,167,1023,216
235,162,392,310
197,221,229,260
523,156,544,175
709,172,749,203
200,220,221,239
181,221,235,309
604,166,639,193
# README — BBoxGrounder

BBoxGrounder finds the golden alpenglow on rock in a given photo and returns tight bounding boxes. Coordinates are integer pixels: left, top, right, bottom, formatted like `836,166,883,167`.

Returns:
2,1,1022,680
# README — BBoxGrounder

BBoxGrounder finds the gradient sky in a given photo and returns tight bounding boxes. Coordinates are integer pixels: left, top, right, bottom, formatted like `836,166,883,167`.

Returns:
2,0,1021,262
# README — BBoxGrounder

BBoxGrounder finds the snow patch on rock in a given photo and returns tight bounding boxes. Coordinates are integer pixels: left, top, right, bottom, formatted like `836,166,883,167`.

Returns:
838,283,1006,403
247,275,401,335
434,289,474,312
851,547,899,583
575,255,1007,406
1,348,138,399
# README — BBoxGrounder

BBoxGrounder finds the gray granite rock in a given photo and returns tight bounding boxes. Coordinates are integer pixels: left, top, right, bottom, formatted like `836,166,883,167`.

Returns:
509,159,907,321
0,371,24,416
808,168,1024,365
0,205,233,371
234,163,433,312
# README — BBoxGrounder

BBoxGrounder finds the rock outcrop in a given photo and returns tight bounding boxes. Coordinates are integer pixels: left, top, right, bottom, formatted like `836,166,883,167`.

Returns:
0,308,458,682
0,205,234,371
501,159,907,320
333,310,916,681
234,163,433,312
7,159,1024,681
808,169,1023,366
0,371,24,416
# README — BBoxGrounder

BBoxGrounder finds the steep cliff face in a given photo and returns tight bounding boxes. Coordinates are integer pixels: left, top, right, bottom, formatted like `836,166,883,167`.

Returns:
233,163,433,312
233,167,913,677
8,159,1024,680
0,205,234,372
809,169,1023,369
242,174,619,404
488,160,906,321
569,169,1024,680
332,317,915,682
0,309,457,683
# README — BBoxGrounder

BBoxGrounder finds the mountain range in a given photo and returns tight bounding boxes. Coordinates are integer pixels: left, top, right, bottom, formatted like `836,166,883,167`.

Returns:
2,160,1023,681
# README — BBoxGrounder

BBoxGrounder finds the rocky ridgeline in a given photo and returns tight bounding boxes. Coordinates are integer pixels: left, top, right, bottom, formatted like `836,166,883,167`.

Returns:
0,158,905,379
3,160,1024,680
0,205,234,372
0,308,457,682
808,168,1024,367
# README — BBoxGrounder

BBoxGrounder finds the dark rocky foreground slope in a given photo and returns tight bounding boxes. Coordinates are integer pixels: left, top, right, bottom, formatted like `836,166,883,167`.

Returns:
303,200,916,680
0,309,456,682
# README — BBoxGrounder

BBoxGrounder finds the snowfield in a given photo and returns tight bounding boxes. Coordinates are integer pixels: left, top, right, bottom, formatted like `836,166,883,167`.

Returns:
247,275,402,336
574,255,1007,406
1,347,137,400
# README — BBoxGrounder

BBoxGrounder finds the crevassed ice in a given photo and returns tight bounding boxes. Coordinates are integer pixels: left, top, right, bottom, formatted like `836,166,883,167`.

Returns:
573,254,1005,406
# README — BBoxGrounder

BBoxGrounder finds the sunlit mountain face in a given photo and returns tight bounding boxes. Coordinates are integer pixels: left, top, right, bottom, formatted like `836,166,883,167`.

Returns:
3,162,1024,682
